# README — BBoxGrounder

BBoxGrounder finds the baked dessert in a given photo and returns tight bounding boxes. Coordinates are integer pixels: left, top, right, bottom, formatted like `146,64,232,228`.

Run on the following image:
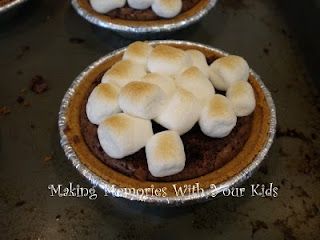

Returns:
61,41,273,199
79,41,256,181
89,0,201,20
72,0,217,33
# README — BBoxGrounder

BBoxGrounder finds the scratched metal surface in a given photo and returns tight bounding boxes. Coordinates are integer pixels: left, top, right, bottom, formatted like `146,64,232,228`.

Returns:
0,0,319,239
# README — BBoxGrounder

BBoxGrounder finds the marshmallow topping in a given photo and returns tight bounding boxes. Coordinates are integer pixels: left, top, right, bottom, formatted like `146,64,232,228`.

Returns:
98,113,153,159
226,80,256,117
208,55,249,91
146,130,186,177
119,81,167,119
101,60,146,88
199,94,237,138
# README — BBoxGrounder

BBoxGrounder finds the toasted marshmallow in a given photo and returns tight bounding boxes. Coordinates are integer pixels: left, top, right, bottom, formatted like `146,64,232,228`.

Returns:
199,94,237,138
147,45,191,76
152,0,182,18
226,81,256,117
119,82,167,119
128,0,154,10
155,88,201,135
98,113,153,159
101,60,146,88
86,83,121,125
89,0,126,14
175,66,215,106
186,49,209,77
141,73,176,97
146,130,185,177
122,41,153,66
208,55,250,91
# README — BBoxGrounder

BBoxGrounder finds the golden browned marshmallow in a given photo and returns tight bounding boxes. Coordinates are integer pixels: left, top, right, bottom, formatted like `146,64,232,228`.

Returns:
175,66,215,105
86,83,121,125
89,0,126,14
226,81,256,116
147,45,191,76
98,113,153,159
199,94,237,138
152,0,182,18
155,88,201,135
122,41,153,66
101,60,146,88
119,81,167,119
146,130,186,177
208,55,250,91
128,0,154,10
141,73,176,97
186,49,209,77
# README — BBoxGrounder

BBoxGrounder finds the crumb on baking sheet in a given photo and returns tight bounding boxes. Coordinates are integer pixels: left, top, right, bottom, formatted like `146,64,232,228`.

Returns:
69,37,85,44
43,155,53,162
15,200,26,207
251,220,268,238
0,106,11,116
16,45,30,60
16,96,25,104
30,75,48,94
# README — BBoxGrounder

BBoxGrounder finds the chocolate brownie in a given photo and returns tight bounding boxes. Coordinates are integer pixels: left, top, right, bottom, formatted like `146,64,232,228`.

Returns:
105,0,201,21
79,55,254,182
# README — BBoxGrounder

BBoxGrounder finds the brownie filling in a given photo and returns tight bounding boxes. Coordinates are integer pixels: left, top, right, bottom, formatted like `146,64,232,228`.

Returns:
79,55,254,182
105,0,201,21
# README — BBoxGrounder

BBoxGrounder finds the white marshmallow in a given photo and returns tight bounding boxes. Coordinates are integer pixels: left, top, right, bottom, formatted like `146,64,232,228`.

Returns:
101,60,146,88
186,49,209,77
98,113,153,159
226,81,256,117
155,88,201,135
128,0,154,10
199,94,237,138
208,55,250,91
146,130,186,177
175,66,215,106
122,41,153,66
119,81,167,119
86,83,121,125
89,0,126,14
141,73,176,97
147,45,191,76
152,0,182,18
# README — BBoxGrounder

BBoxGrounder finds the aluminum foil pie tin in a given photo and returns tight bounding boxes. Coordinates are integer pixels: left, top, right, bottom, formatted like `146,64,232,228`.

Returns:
71,0,218,37
0,0,28,14
58,40,277,206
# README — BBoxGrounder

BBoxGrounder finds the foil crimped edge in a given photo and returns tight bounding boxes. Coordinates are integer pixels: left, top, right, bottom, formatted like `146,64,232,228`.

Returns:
0,0,28,14
71,0,218,34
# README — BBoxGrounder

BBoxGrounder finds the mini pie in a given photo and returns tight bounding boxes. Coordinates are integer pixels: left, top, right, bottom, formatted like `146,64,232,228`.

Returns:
89,0,199,19
63,41,272,198
73,0,215,32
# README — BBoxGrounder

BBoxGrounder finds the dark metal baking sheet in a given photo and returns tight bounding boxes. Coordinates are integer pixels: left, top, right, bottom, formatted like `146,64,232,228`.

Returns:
0,0,319,239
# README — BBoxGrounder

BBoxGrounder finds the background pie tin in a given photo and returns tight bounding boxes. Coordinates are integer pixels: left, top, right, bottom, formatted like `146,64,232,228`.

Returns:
58,40,277,206
71,0,218,36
